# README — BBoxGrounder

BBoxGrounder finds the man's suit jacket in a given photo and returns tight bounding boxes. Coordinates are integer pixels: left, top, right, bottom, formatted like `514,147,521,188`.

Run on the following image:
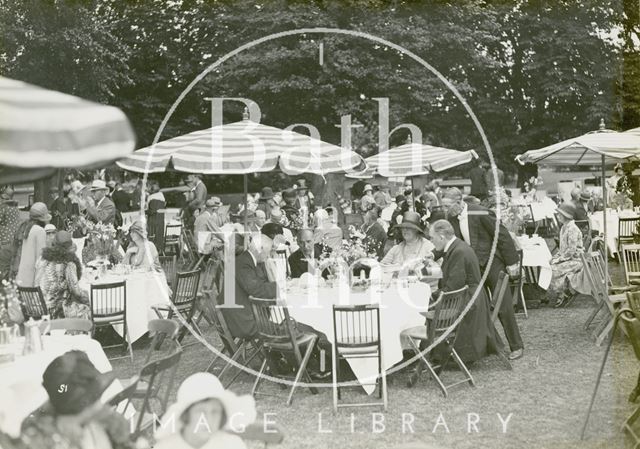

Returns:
88,196,116,224
448,203,518,269
288,245,324,278
363,221,387,261
221,251,277,339
439,238,483,293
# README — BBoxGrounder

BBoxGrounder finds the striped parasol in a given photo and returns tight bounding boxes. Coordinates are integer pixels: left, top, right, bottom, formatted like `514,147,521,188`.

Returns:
0,76,136,173
347,143,478,178
116,118,364,175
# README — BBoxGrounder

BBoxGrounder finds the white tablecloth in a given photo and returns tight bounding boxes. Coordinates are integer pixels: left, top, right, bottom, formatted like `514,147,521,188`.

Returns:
515,236,553,290
159,208,181,226
0,335,128,437
528,198,558,222
589,210,640,255
80,270,171,342
283,281,430,394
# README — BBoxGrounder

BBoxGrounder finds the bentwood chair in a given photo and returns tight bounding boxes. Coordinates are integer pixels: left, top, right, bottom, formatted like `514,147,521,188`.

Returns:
152,270,201,344
90,281,133,362
622,244,640,287
332,304,387,411
401,286,476,397
619,218,640,255
17,286,48,320
249,296,318,406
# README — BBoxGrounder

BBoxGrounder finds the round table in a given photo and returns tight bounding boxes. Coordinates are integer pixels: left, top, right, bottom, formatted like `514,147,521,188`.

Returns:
283,280,431,394
80,269,171,342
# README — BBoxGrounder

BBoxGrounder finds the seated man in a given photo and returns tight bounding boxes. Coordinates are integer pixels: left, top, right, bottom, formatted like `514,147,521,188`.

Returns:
427,219,505,363
288,228,327,278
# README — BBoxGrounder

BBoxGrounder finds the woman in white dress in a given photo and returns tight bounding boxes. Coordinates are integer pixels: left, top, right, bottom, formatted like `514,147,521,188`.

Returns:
123,219,161,271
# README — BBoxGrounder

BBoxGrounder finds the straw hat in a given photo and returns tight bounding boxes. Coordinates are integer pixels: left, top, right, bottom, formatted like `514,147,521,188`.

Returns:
155,373,256,439
89,180,109,191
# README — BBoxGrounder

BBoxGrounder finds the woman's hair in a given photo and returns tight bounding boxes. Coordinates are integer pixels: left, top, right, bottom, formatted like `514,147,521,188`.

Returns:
181,398,227,430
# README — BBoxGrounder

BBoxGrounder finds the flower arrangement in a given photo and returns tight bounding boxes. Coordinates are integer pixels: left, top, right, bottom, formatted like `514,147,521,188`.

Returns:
0,279,23,326
522,176,544,202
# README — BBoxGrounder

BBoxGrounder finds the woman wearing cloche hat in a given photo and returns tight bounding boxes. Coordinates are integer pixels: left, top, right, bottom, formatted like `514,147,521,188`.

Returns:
154,372,257,449
381,211,435,267
14,202,51,287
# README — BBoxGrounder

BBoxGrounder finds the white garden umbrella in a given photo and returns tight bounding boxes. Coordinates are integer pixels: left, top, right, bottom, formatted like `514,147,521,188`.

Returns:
0,76,136,183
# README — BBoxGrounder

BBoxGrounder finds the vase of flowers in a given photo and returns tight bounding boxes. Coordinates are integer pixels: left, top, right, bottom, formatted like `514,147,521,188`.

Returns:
0,279,24,328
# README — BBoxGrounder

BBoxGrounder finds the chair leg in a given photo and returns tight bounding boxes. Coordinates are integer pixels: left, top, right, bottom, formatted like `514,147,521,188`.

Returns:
585,301,605,330
251,356,268,398
380,347,388,411
406,338,424,388
332,345,338,413
520,286,528,319
224,348,262,389
595,318,615,346
287,340,318,406
451,348,476,387
421,352,448,398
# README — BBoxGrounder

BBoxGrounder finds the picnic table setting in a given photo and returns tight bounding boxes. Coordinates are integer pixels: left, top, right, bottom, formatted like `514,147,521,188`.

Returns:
4,5,640,448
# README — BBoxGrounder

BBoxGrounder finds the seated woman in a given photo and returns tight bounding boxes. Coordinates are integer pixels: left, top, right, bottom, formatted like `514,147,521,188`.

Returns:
381,211,434,268
154,372,256,449
81,234,123,266
123,219,161,271
548,203,590,307
36,231,90,320
21,351,135,449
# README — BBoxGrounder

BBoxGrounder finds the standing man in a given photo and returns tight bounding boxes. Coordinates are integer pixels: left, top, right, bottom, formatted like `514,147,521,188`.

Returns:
362,207,387,260
469,160,488,202
441,187,524,360
85,180,116,224
184,174,207,230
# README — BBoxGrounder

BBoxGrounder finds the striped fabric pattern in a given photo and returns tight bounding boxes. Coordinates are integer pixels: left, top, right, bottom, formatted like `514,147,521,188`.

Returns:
348,143,478,178
116,120,363,175
0,76,135,168
516,130,640,166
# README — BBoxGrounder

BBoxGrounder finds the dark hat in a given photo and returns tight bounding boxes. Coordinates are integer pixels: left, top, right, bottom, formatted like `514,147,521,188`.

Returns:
42,350,115,415
579,191,592,202
261,222,283,240
556,203,575,220
395,194,405,204
282,188,297,199
394,211,424,234
260,187,274,200
53,230,73,249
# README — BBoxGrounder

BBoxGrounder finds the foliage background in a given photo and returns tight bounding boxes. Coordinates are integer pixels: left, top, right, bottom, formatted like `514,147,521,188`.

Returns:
1,0,638,199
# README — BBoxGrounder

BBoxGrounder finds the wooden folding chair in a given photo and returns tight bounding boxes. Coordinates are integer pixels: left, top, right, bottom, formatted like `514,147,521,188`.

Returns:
152,270,201,344
574,219,592,251
249,296,318,406
619,217,640,255
159,254,177,288
332,304,387,411
108,374,139,417
509,249,528,318
131,349,183,438
90,281,133,362
17,286,48,319
143,319,181,364
182,228,199,268
622,244,640,287
401,286,476,397
163,223,182,256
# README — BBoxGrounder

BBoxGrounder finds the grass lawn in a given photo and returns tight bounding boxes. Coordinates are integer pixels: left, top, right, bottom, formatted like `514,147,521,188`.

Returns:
111,263,639,449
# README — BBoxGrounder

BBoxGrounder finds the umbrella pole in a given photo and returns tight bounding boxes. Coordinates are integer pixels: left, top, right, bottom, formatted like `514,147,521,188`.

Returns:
411,176,415,211
243,173,248,230
601,155,608,277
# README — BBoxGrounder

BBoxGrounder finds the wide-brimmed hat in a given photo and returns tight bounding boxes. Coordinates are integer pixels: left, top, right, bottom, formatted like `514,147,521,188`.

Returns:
42,350,116,415
155,373,256,439
579,191,592,202
89,180,109,191
260,187,274,200
556,203,575,220
394,211,424,234
29,202,52,222
206,197,222,208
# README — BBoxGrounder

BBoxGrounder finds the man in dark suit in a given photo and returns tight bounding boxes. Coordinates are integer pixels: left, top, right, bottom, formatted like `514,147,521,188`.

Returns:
428,219,504,362
441,188,524,360
288,229,326,278
362,207,387,260
221,230,278,339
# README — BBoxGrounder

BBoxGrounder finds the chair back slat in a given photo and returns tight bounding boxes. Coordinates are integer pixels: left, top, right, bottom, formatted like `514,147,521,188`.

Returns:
333,304,380,349
581,252,606,302
90,281,126,322
159,255,177,287
430,286,469,340
249,296,294,343
17,286,48,319
622,244,640,286
589,251,612,289
199,258,220,293
172,270,200,313
619,218,639,239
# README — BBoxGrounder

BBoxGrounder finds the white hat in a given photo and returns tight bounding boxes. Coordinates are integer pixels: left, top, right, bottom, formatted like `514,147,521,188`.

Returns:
44,224,56,233
70,180,85,194
363,184,373,192
155,373,256,439
89,180,108,191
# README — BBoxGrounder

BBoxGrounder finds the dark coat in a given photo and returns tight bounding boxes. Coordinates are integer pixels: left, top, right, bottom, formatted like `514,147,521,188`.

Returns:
363,221,387,261
221,251,277,339
438,238,504,362
288,245,324,278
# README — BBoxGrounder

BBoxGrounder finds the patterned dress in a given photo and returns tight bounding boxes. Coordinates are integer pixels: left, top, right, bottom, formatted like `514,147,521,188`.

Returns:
548,220,590,300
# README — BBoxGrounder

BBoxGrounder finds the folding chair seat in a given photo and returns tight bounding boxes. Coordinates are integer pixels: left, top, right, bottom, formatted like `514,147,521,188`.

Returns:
249,296,318,406
90,281,133,362
332,304,387,411
17,286,48,320
401,286,476,397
